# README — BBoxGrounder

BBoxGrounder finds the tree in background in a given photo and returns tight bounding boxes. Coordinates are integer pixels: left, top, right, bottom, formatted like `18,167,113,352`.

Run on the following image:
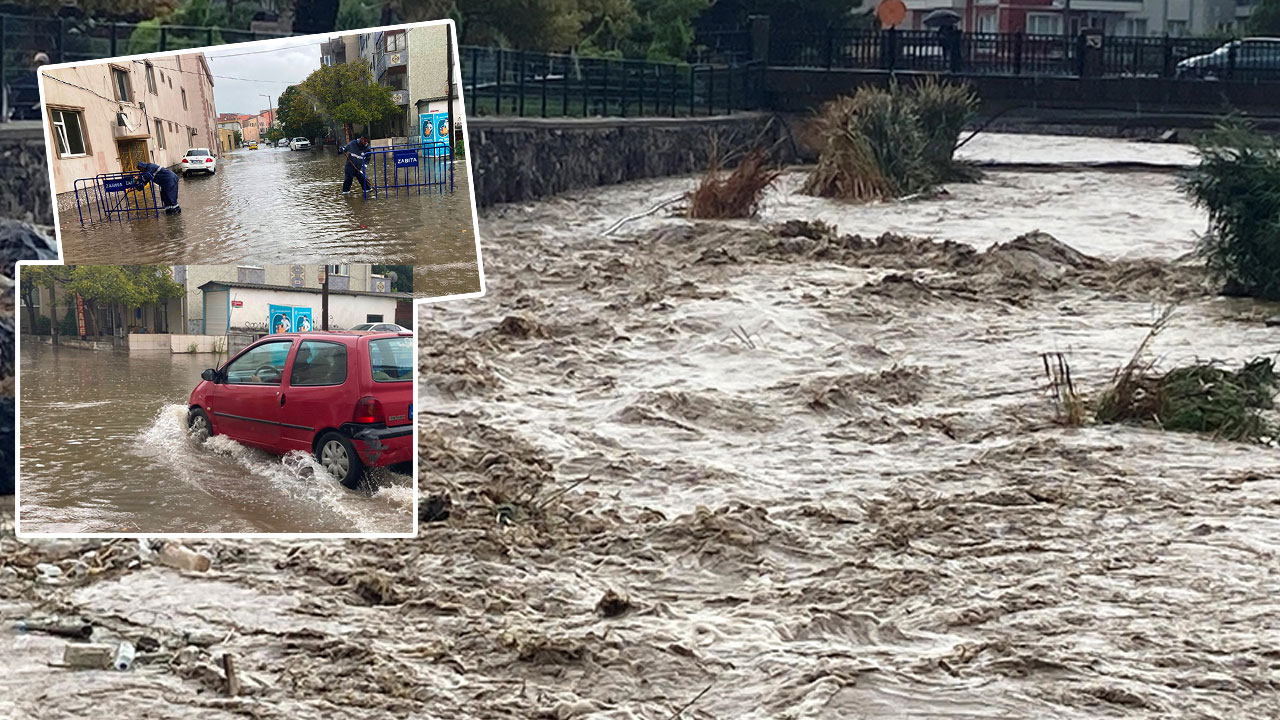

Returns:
373,265,414,293
64,266,184,338
18,265,72,337
1249,0,1280,35
301,62,399,141
292,0,339,33
233,130,243,146
265,126,285,144
336,0,381,29
276,85,327,141
629,0,711,60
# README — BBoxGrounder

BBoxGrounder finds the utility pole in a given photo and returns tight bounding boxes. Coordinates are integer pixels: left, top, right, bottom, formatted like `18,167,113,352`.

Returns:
321,265,329,331
260,93,273,138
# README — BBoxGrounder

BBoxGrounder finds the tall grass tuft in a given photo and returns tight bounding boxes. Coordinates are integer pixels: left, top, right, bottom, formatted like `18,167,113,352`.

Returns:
803,80,978,202
1182,120,1280,300
687,149,783,219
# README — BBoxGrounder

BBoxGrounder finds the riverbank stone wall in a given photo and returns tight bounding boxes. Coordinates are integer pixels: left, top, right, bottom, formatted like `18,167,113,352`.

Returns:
467,113,797,207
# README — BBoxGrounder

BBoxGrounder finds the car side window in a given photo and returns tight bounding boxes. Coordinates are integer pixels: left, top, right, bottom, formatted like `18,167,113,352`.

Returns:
290,341,348,387
224,340,293,386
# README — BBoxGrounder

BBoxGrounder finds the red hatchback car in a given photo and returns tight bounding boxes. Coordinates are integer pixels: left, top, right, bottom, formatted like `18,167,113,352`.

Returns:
186,331,413,488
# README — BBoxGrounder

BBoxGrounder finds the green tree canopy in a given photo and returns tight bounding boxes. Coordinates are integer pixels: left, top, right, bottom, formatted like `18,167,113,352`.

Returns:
372,265,414,293
1249,0,1280,35
300,62,399,137
277,85,327,140
65,266,184,308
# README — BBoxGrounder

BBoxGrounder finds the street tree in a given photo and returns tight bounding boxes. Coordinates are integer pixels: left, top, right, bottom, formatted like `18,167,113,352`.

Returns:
277,85,327,141
1249,0,1280,35
373,265,414,293
233,130,243,146
265,127,285,144
301,62,400,141
65,266,184,338
18,265,72,336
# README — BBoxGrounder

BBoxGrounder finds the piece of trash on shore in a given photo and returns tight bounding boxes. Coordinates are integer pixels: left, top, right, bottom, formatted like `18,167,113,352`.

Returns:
61,644,114,669
13,620,94,640
157,543,212,573
596,590,632,618
113,641,136,671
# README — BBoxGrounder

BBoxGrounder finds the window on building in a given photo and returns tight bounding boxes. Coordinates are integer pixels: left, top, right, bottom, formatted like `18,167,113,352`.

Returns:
168,76,173,89
366,314,384,323
1166,20,1188,36
50,108,88,157
181,88,187,110
977,12,997,33
1027,13,1063,36
145,63,157,94
154,119,167,149
326,264,350,276
385,32,406,52
111,67,132,102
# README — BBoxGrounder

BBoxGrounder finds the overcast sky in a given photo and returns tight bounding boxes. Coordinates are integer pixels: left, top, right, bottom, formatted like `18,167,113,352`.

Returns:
205,37,325,116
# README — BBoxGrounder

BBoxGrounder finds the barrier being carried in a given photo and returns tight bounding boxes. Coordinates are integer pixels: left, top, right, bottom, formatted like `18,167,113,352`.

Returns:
72,172,162,224
361,142,455,199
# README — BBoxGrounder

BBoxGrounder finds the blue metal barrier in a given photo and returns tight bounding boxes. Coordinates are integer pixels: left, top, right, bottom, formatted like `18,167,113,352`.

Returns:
361,142,455,199
72,172,162,224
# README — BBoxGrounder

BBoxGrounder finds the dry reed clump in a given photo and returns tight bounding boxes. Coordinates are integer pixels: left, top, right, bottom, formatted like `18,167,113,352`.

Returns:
803,79,978,202
687,149,782,219
1092,311,1278,441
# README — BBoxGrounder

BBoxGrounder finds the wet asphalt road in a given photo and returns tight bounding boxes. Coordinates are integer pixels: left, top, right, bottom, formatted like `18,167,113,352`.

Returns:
56,145,482,299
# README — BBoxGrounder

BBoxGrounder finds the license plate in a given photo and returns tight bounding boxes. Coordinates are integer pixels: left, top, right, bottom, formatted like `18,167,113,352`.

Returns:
190,159,203,163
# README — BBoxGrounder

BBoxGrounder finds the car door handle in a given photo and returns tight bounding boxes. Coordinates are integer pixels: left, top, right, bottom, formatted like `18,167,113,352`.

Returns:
279,393,286,407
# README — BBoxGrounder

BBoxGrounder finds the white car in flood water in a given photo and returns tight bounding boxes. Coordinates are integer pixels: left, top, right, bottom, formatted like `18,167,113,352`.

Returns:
290,137,312,151
180,148,215,177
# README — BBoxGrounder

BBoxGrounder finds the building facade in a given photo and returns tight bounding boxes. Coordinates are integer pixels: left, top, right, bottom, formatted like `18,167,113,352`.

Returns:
323,25,460,144
43,52,217,195
240,113,260,142
905,0,1251,35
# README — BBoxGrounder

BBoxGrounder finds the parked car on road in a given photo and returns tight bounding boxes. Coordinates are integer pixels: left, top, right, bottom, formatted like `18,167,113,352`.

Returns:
1177,37,1280,80
187,331,413,488
248,141,258,150
349,322,409,332
277,138,289,148
290,137,312,151
180,148,216,177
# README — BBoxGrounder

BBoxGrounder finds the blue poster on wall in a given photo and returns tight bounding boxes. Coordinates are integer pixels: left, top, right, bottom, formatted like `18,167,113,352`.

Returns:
420,112,450,158
268,305,313,334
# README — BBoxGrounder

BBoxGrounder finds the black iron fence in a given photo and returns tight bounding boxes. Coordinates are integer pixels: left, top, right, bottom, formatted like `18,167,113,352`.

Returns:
767,28,1278,81
460,46,765,118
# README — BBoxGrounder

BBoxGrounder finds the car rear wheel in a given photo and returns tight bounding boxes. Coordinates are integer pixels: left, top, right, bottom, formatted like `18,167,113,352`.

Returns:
187,408,213,442
317,431,364,489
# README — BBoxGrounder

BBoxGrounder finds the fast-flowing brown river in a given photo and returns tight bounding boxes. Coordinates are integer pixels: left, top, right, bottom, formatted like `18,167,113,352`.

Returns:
55,146,482,299
16,343,412,534
4,134,1280,719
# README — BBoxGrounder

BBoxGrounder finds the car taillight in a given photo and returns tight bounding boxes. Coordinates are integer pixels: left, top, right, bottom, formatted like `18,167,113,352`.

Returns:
181,158,188,162
352,396,384,424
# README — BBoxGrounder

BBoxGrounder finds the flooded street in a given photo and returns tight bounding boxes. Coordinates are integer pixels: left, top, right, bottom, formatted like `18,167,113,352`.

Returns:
56,147,482,298
5,133,1280,719
16,342,412,534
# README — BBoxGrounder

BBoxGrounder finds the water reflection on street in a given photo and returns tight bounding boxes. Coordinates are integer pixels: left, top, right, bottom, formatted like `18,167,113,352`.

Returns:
18,342,412,534
56,146,481,298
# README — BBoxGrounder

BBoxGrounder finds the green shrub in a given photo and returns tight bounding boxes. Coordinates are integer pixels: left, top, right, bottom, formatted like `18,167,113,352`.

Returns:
59,307,78,336
1182,121,1280,299
803,79,978,202
35,316,51,335
1096,357,1277,442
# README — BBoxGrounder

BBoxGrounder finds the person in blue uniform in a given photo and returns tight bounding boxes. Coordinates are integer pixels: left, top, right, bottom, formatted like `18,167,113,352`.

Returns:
134,161,181,214
341,135,371,195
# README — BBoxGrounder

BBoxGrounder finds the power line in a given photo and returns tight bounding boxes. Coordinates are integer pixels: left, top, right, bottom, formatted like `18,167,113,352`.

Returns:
205,41,327,59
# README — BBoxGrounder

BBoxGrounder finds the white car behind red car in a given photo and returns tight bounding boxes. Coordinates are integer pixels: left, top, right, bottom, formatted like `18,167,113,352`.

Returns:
181,148,216,177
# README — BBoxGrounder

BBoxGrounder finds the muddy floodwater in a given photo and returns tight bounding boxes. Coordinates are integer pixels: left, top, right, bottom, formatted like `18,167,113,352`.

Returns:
5,134,1280,719
55,147,482,298
16,343,412,534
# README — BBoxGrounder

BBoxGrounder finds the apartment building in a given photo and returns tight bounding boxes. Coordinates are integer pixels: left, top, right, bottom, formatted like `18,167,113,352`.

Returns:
42,52,217,195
